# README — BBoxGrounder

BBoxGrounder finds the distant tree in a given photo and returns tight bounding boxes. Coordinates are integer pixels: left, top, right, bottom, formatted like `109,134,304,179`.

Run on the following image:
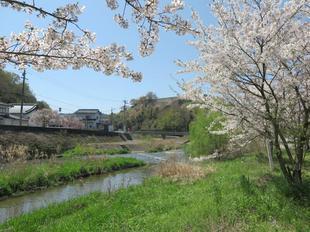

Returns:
114,93,193,131
0,69,36,103
36,101,50,110
60,116,83,129
29,109,57,127
157,107,191,131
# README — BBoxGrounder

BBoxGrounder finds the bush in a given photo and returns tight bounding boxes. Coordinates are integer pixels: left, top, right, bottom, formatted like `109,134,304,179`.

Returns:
186,110,228,157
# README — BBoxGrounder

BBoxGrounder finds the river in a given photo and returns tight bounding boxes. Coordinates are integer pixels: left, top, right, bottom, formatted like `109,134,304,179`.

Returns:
0,150,185,223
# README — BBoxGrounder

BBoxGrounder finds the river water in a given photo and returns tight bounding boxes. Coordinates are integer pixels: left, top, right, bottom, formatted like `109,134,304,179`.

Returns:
0,150,184,223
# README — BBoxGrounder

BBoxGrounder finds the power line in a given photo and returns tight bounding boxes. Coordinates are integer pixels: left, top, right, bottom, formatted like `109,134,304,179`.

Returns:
35,93,82,108
38,77,124,103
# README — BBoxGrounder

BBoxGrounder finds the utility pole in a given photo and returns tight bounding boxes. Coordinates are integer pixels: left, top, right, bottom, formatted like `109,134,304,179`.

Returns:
123,100,127,132
19,70,26,126
110,108,114,130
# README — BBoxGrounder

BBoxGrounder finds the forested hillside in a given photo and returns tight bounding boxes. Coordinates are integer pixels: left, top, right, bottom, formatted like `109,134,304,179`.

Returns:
0,69,49,108
113,92,193,131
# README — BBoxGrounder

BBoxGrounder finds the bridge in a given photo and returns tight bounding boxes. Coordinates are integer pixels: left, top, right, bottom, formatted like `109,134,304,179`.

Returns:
132,130,188,137
116,130,188,141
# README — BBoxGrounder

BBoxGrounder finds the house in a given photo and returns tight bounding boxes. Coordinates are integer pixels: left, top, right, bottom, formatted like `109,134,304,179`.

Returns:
0,103,11,117
9,104,38,119
0,102,29,126
74,109,103,129
9,103,38,126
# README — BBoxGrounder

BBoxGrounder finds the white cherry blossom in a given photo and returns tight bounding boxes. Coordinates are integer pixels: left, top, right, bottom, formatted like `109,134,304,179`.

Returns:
180,0,309,186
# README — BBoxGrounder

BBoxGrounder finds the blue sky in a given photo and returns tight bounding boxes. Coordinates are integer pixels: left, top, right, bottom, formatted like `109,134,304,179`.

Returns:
0,0,215,113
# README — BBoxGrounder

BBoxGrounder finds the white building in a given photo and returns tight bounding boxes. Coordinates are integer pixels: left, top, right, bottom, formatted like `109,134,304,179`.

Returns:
0,103,37,126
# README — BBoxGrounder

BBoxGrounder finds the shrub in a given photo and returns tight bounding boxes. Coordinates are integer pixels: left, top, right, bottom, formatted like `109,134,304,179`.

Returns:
186,110,228,157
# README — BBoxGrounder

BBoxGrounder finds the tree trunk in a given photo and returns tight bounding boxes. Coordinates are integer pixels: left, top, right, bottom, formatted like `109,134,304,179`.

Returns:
293,142,304,185
265,138,274,171
272,125,294,184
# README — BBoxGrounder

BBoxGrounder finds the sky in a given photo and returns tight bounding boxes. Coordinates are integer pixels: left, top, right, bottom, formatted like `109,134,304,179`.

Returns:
0,0,216,113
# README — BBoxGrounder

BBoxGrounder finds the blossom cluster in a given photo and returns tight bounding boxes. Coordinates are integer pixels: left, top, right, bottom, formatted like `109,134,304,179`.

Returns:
0,0,142,81
179,0,309,147
106,0,193,56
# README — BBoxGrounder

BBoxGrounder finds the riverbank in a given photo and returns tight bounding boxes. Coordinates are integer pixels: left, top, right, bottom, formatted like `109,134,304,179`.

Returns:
1,154,309,231
0,157,144,198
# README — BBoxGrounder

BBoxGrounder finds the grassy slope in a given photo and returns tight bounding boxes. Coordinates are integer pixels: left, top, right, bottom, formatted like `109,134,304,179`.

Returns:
1,155,309,232
0,157,144,197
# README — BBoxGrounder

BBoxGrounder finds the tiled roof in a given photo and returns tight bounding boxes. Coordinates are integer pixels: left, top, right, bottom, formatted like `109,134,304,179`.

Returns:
75,109,101,114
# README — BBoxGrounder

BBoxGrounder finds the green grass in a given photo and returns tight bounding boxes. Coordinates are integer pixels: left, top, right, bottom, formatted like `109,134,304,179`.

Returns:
1,154,309,231
63,145,130,157
0,157,144,198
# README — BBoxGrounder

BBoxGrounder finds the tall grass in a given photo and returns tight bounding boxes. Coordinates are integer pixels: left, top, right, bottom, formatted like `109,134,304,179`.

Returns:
155,158,212,182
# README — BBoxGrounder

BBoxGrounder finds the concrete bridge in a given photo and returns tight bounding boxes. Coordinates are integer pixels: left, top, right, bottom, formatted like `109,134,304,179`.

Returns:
116,130,188,141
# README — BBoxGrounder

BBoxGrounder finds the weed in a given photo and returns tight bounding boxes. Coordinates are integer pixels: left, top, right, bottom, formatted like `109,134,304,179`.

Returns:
155,158,213,182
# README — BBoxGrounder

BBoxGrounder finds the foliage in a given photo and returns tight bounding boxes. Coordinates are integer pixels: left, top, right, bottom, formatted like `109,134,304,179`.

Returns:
63,145,130,157
0,69,36,103
187,110,228,157
1,154,309,231
156,107,191,131
0,69,50,109
0,157,144,197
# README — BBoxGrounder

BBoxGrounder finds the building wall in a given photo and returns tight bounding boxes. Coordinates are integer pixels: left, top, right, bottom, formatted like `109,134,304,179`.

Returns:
0,104,10,117
0,117,28,126
75,112,101,129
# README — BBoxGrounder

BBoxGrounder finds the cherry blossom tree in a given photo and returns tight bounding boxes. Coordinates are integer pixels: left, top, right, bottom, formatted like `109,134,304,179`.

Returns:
0,1,137,80
107,0,196,56
60,116,84,129
179,0,309,187
0,0,193,80
29,108,58,127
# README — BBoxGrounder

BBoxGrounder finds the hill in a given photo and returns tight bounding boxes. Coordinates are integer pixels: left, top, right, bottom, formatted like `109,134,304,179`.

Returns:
0,69,49,108
113,92,193,131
